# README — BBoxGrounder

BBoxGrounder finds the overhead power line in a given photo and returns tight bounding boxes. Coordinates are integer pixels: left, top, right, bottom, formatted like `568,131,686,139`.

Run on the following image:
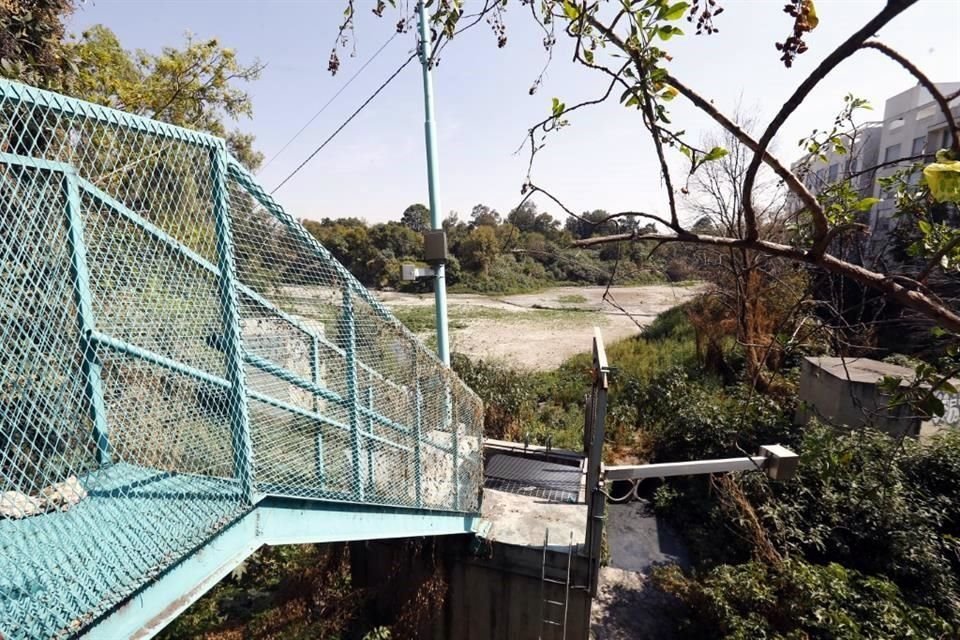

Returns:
260,32,400,173
271,52,417,195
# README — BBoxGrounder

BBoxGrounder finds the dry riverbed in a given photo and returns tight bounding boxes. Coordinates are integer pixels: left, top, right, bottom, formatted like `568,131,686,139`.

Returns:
379,285,702,371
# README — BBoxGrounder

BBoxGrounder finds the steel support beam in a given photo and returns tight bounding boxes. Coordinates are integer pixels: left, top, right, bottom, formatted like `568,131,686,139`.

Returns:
63,170,110,464
80,499,480,640
342,287,362,501
210,145,255,504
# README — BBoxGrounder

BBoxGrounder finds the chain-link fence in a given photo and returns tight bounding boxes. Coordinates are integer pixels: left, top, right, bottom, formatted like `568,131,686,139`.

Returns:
0,79,483,639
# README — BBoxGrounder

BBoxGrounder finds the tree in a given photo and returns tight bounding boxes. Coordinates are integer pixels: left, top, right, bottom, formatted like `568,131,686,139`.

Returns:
68,24,264,169
506,200,538,232
461,225,499,275
470,203,500,227
564,209,618,240
370,221,422,259
400,203,430,233
302,219,385,286
687,110,801,388
0,0,75,89
1,4,264,169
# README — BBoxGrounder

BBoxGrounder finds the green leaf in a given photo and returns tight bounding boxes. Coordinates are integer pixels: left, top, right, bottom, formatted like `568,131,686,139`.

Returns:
854,197,880,212
704,147,728,162
918,219,933,235
583,49,594,64
660,86,678,101
657,25,682,41
921,393,946,418
660,1,690,20
563,0,580,20
551,97,565,117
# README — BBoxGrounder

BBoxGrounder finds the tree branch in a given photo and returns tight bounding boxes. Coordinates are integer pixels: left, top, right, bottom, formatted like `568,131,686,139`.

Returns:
918,235,960,282
742,0,918,242
860,40,959,154
572,230,960,333
581,13,685,230
665,73,828,238
810,222,869,257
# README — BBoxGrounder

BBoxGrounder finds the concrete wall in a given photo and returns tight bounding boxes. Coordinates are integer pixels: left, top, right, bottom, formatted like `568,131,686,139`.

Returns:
798,357,920,436
446,540,592,640
798,357,960,435
351,536,594,640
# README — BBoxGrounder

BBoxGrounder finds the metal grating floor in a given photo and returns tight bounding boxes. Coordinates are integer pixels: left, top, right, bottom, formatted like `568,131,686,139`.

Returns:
483,453,581,503
0,463,245,639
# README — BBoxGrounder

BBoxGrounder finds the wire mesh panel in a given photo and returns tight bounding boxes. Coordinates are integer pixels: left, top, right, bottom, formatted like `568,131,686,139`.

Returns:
0,79,483,639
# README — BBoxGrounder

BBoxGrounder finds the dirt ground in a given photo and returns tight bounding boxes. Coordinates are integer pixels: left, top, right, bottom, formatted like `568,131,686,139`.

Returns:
379,285,702,370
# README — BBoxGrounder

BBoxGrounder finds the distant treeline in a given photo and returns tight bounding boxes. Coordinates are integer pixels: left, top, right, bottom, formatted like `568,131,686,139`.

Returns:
302,202,701,293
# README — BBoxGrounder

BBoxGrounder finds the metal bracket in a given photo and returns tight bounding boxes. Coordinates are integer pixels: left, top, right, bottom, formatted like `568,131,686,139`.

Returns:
401,263,436,281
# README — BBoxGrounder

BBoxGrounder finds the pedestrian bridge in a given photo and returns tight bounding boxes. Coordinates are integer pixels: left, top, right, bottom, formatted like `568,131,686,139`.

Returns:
0,80,483,639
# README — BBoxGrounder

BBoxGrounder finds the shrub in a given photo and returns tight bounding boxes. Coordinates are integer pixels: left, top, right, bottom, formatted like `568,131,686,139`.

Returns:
451,354,537,441
753,424,960,619
653,559,953,639
637,368,797,463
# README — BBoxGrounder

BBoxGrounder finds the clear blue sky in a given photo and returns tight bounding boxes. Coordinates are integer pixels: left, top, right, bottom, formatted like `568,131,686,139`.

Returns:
69,0,960,225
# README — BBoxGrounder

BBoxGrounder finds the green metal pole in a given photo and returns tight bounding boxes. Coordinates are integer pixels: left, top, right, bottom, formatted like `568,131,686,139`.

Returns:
418,0,450,367
312,335,325,489
63,171,110,465
366,371,375,494
210,145,255,504
342,286,363,501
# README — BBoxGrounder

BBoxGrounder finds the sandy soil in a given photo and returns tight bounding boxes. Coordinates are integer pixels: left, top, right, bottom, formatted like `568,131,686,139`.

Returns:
378,285,702,370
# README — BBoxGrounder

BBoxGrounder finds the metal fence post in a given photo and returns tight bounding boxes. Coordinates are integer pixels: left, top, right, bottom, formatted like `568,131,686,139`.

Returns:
210,145,254,503
414,378,424,508
342,286,363,501
449,385,459,511
585,328,609,596
63,170,110,464
366,371,375,494
311,335,325,488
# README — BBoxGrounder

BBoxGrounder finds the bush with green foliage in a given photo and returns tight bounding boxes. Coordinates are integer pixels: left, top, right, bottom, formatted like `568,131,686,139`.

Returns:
753,425,960,619
654,559,952,639
637,368,797,463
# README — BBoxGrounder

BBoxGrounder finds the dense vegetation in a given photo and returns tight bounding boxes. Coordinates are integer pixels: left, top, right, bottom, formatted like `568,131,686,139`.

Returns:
458,302,960,637
302,203,684,294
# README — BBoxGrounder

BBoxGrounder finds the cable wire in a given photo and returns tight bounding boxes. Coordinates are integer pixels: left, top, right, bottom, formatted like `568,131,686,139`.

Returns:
271,52,417,195
260,31,400,173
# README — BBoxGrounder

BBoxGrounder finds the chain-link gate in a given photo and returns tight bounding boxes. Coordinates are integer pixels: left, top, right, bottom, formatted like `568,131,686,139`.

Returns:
0,79,483,639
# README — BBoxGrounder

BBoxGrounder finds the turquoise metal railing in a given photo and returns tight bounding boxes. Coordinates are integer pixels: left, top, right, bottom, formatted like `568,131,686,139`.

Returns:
0,79,483,639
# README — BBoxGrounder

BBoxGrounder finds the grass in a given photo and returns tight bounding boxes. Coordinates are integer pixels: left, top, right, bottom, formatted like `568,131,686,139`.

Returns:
454,300,700,453
390,303,600,333
557,293,588,304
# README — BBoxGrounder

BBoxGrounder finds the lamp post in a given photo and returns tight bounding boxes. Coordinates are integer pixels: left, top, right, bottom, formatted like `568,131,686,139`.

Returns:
417,0,451,366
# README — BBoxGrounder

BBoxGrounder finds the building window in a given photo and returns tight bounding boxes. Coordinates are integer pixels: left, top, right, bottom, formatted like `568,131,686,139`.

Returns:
827,164,839,182
816,168,826,185
943,129,951,149
912,136,925,157
884,143,901,164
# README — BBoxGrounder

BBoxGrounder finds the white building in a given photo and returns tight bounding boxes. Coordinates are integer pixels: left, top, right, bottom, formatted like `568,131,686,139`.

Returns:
870,82,960,235
789,82,959,248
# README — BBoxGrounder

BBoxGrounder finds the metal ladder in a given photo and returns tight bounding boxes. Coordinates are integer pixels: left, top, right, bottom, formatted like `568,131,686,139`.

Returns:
539,529,574,640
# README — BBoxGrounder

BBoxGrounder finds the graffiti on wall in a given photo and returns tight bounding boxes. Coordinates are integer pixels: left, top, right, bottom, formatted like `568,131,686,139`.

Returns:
932,391,960,428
